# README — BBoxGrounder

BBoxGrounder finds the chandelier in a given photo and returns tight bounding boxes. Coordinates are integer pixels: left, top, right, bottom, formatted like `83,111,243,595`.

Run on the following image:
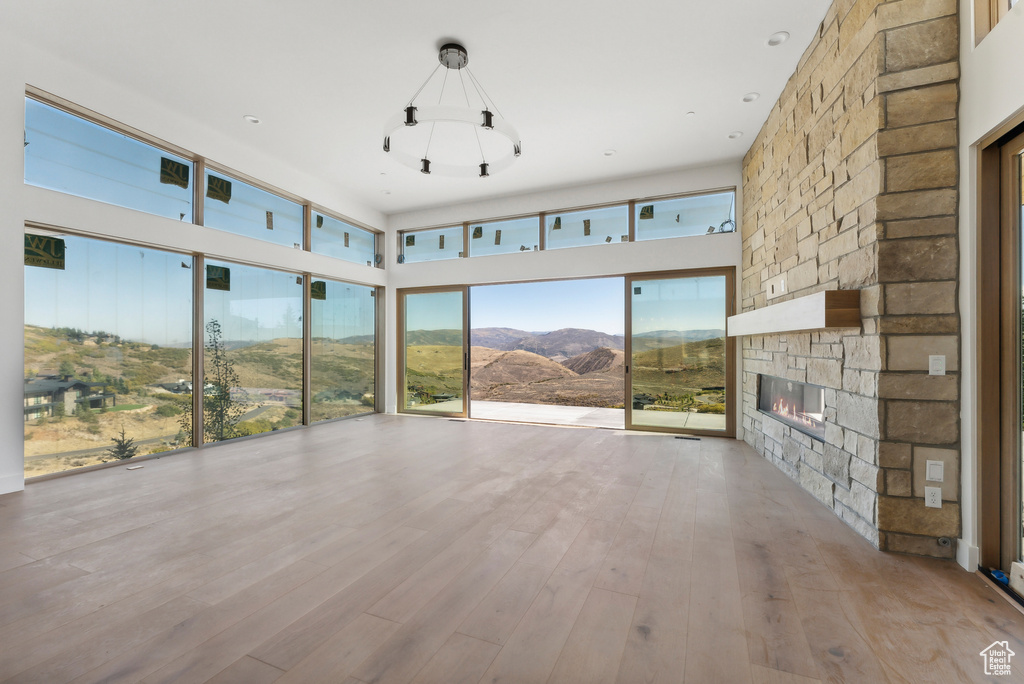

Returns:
383,43,521,178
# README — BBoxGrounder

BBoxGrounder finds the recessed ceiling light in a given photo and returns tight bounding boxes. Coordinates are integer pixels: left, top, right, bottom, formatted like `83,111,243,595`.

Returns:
767,31,790,47
242,114,261,124
728,131,744,140
685,111,696,117
381,190,391,195
742,92,760,103
603,149,616,157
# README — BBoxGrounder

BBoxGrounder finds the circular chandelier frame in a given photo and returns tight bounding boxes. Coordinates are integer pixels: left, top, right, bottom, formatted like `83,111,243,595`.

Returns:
383,43,521,178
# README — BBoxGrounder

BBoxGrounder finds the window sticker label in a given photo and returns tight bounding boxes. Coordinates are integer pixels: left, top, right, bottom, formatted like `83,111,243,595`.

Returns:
639,205,654,220
583,219,591,236
25,234,65,270
266,211,274,230
206,175,232,204
316,214,324,228
206,265,231,291
472,226,483,239
159,157,190,189
405,234,415,247
311,281,327,300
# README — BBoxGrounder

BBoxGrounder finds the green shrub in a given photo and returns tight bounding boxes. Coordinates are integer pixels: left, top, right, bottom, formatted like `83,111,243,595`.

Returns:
154,404,181,417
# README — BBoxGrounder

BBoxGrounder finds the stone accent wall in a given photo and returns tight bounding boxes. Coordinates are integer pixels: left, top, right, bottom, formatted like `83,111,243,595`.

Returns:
740,0,959,558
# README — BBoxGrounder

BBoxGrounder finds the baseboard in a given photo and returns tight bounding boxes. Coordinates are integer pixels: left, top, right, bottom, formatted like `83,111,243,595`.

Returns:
958,540,979,571
0,473,25,496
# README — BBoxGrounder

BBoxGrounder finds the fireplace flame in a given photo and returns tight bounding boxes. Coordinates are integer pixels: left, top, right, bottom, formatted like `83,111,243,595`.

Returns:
771,397,818,429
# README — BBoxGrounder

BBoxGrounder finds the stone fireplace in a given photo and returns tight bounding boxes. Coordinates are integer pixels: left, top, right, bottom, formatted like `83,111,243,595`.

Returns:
739,0,961,558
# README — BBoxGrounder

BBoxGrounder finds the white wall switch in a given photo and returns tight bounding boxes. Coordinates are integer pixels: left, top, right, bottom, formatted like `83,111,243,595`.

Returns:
924,486,942,508
925,460,944,482
765,275,787,300
928,355,946,375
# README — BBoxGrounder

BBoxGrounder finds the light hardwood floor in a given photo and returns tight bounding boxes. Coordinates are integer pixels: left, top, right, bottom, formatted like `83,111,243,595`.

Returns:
0,414,1021,683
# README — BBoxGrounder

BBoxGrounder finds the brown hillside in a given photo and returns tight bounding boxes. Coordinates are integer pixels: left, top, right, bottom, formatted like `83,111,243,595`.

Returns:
562,347,624,375
471,348,577,387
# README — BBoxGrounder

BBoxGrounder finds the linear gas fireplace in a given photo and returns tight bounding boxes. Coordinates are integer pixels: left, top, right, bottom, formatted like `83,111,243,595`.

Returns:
757,374,825,441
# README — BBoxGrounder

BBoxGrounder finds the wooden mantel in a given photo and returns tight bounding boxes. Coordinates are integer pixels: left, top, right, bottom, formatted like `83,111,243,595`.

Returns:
727,290,861,336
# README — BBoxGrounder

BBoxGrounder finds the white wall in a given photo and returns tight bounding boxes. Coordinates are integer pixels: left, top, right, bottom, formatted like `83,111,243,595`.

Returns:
384,163,744,418
958,0,1024,570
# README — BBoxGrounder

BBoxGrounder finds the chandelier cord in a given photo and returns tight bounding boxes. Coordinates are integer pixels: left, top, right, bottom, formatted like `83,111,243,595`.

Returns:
407,64,442,107
423,66,453,160
459,71,487,164
466,68,504,120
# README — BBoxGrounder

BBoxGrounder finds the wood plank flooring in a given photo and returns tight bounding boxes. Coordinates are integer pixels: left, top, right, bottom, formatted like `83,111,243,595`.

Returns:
0,414,1022,683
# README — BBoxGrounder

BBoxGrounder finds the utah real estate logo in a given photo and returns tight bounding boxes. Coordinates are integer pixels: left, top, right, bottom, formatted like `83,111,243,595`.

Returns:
980,641,1015,676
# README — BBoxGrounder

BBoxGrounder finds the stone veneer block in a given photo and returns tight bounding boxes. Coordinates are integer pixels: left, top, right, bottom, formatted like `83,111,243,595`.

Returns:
912,446,959,500
883,532,956,559
878,495,959,537
883,16,958,72
884,281,957,314
799,462,836,505
885,83,958,128
885,150,957,193
884,216,957,238
886,469,912,496
885,400,959,444
886,335,958,370
877,120,957,156
877,373,958,401
879,442,912,469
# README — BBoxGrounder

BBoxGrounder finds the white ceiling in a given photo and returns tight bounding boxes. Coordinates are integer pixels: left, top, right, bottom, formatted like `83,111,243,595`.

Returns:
9,0,831,215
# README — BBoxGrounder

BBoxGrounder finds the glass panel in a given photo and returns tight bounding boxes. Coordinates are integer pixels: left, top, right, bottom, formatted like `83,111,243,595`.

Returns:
635,191,736,241
310,280,376,421
203,170,303,248
24,98,193,221
24,234,192,477
469,278,624,429
545,205,628,250
400,226,464,263
403,290,464,414
312,213,378,267
468,216,540,257
630,275,727,431
203,260,303,442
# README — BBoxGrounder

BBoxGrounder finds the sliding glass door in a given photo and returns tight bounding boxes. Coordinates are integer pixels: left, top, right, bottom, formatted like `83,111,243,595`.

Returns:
626,270,734,436
398,287,468,417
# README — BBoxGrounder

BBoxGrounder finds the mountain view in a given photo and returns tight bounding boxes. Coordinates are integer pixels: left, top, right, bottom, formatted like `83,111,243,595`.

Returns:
409,326,727,413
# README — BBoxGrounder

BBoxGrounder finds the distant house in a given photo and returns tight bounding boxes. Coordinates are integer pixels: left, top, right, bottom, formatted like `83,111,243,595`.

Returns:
157,380,193,394
23,376,115,421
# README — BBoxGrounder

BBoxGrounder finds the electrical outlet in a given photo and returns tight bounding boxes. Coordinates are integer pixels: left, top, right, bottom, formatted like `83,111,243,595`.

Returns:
766,275,787,300
928,355,946,376
925,460,944,482
924,486,942,508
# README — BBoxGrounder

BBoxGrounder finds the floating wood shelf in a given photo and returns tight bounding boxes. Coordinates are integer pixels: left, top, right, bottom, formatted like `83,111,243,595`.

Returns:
727,290,861,336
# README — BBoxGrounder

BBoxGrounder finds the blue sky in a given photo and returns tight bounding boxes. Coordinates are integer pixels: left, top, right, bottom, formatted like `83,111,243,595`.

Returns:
472,278,625,334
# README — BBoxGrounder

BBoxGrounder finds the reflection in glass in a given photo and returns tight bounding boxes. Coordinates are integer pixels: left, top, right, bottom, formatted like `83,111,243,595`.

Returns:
24,98,193,222
468,216,540,257
23,234,193,477
312,213,377,267
203,170,303,248
203,260,303,442
545,205,628,250
310,280,376,421
401,226,464,263
630,276,727,431
403,291,464,414
635,191,736,241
